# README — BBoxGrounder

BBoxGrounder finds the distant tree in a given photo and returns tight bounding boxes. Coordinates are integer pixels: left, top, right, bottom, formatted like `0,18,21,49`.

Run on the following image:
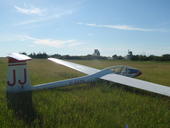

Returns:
29,52,48,59
93,49,100,56
117,55,124,60
161,54,170,61
148,55,156,60
50,54,62,59
20,52,27,55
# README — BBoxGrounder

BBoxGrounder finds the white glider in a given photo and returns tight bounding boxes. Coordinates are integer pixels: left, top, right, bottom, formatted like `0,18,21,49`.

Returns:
6,53,170,97
48,58,170,97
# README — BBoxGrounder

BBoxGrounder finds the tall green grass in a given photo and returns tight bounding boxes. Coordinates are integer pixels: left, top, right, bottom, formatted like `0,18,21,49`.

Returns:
0,59,169,128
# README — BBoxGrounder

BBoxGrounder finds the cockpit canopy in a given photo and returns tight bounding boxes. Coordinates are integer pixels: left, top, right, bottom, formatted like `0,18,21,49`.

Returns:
108,65,142,78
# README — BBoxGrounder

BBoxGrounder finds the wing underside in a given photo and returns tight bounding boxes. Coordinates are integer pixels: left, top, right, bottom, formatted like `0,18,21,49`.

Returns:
48,58,170,97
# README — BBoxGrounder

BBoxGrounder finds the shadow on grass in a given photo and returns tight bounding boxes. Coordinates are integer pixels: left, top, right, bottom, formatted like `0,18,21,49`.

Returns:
56,82,98,92
6,91,43,126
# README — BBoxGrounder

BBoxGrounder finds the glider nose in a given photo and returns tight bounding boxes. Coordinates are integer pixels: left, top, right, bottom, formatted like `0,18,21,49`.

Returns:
136,70,142,77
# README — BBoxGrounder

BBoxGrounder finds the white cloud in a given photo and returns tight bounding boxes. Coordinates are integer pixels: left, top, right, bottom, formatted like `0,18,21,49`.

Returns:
16,10,73,25
14,5,45,15
22,35,82,48
77,23,159,32
0,35,27,42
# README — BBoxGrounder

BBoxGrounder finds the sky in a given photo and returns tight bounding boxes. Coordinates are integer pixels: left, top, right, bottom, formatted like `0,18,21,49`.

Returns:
0,0,170,57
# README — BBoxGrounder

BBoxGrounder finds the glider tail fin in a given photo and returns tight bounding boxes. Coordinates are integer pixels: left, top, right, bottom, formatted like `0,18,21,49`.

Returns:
7,53,32,92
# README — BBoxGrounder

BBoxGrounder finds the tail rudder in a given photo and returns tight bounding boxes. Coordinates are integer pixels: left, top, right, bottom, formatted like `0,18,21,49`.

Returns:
7,53,32,92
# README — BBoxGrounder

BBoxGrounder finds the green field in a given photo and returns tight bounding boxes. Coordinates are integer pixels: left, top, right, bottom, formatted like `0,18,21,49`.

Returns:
0,59,170,128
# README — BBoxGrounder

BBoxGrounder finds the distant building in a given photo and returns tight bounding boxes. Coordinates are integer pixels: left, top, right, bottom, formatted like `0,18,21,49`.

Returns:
126,50,133,60
93,49,100,56
112,54,118,60
107,57,113,60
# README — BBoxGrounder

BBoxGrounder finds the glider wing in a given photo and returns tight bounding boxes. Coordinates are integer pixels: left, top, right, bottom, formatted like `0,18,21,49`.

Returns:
48,58,99,74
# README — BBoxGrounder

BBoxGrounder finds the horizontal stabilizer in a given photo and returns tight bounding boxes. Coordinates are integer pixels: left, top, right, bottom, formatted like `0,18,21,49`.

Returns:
8,53,31,61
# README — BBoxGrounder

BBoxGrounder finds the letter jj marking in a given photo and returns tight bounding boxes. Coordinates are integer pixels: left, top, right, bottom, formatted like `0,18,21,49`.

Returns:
7,69,27,87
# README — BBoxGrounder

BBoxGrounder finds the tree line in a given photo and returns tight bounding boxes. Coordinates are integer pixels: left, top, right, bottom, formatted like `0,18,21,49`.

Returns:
131,54,170,61
113,54,170,61
21,52,107,60
21,52,170,61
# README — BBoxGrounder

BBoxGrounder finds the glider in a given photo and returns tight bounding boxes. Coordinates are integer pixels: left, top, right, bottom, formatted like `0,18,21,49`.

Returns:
6,53,170,97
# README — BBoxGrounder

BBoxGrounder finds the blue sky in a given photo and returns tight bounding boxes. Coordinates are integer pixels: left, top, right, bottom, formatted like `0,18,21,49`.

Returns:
0,0,170,57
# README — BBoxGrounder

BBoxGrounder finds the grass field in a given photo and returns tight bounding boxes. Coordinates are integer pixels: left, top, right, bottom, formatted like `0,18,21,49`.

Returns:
0,59,170,128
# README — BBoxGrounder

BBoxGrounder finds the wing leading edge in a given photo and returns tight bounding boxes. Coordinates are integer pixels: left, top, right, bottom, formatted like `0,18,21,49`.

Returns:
48,58,170,97
48,58,99,75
